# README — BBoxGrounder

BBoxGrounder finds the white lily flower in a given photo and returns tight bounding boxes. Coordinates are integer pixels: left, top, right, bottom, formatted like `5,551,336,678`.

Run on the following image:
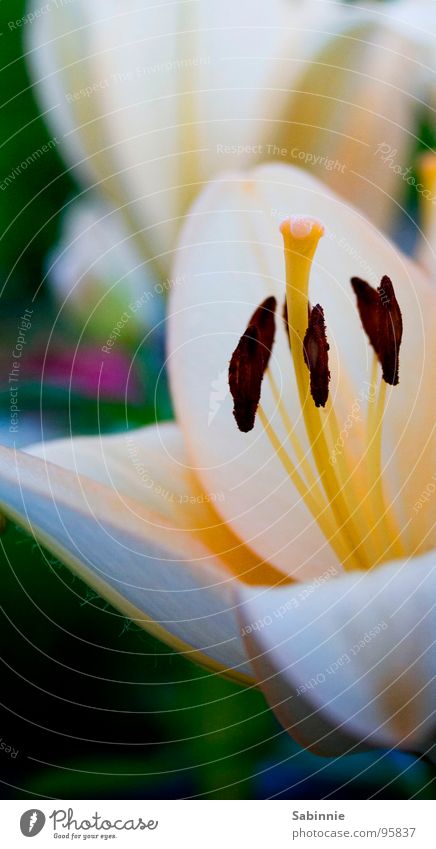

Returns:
27,0,296,276
0,164,434,755
29,0,436,349
27,0,298,328
28,0,394,292
28,0,436,255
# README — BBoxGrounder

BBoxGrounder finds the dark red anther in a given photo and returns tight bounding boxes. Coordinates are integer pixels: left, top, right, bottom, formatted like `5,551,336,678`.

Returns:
351,275,403,386
303,304,330,408
229,297,277,432
283,299,291,350
249,295,276,372
377,275,403,386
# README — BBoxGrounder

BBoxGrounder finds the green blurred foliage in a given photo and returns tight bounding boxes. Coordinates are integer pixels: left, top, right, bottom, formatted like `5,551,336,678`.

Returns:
1,522,434,800
0,0,74,306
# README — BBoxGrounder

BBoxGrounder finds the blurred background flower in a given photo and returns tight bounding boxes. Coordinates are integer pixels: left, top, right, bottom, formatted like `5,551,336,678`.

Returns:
273,0,436,230
47,197,160,340
26,0,436,341
28,0,297,326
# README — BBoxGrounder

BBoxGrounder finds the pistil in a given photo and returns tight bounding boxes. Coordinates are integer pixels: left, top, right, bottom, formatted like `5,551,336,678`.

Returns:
280,216,370,569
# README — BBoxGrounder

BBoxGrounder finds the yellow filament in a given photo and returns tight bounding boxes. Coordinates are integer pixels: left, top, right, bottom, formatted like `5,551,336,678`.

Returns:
266,369,324,500
366,358,405,562
280,217,370,569
258,406,353,566
322,398,381,567
266,369,365,566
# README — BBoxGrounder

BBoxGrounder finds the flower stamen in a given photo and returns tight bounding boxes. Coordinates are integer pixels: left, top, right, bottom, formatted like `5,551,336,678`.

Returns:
351,275,403,386
228,218,407,574
228,297,276,432
257,403,352,565
303,303,331,408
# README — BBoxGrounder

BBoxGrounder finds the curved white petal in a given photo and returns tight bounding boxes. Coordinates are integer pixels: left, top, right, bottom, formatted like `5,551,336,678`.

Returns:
381,0,436,54
27,0,293,271
28,0,434,254
0,439,253,681
276,17,427,228
238,552,436,755
168,163,436,577
27,422,283,587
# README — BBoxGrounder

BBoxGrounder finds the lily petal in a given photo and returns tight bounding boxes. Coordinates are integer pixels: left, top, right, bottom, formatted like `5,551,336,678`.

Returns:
27,0,292,273
169,163,436,577
27,422,283,588
238,551,436,755
275,6,431,228
0,439,253,682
